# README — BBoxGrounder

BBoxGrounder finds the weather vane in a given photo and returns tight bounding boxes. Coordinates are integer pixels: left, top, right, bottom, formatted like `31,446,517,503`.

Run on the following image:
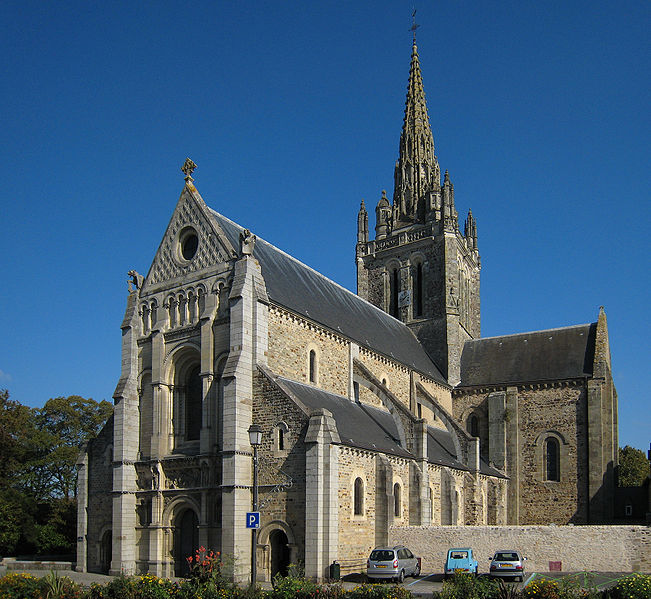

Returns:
409,9,420,42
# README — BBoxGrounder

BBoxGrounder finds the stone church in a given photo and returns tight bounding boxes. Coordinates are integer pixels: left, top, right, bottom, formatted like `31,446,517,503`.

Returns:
76,41,618,581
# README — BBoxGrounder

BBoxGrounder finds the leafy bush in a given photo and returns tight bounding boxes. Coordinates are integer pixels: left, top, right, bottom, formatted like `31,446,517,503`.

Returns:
41,571,84,599
607,573,651,599
0,572,42,599
347,584,412,599
438,572,499,599
270,564,317,599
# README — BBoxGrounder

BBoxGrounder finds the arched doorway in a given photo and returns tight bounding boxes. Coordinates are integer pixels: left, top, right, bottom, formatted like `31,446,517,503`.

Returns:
173,509,198,577
99,530,112,574
269,529,290,579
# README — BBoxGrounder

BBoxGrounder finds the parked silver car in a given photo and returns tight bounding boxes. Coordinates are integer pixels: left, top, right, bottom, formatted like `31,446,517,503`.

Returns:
489,550,527,581
367,545,420,582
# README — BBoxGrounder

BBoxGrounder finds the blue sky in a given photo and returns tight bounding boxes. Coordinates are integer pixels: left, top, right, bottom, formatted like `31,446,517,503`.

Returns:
1,1,649,451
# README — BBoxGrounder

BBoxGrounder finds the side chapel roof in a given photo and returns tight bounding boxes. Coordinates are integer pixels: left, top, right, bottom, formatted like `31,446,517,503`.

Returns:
275,376,505,477
209,208,447,385
459,323,597,387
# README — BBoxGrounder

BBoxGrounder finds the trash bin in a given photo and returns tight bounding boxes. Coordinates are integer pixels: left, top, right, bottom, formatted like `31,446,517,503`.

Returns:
329,561,340,580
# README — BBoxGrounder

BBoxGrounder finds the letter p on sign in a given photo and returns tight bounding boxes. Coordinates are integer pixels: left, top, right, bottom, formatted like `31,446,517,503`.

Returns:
246,511,260,529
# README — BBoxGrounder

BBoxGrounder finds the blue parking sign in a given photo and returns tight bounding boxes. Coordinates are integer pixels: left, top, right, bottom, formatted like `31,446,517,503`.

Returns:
246,511,260,529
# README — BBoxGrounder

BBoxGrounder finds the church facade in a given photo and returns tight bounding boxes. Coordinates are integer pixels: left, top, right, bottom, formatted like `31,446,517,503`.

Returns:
76,42,618,581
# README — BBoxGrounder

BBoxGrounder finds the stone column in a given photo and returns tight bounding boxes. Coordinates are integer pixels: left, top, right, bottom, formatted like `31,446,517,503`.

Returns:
148,464,164,576
488,391,506,470
304,409,340,581
414,420,431,525
587,379,605,522
200,292,217,454
75,448,89,572
505,386,520,524
221,252,269,582
110,291,140,575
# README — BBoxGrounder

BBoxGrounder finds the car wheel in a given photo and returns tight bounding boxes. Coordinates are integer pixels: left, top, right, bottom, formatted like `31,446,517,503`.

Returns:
397,569,405,583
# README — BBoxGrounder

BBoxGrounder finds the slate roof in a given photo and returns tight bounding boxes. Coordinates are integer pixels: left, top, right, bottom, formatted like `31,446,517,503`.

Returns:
275,376,412,459
209,209,447,384
274,376,506,478
459,323,596,387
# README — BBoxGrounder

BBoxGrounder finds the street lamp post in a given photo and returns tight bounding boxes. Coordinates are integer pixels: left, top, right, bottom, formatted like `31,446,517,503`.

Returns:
248,424,263,586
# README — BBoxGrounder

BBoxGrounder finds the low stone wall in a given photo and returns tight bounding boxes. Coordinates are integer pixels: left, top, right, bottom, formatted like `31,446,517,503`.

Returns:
390,525,651,574
1,558,74,571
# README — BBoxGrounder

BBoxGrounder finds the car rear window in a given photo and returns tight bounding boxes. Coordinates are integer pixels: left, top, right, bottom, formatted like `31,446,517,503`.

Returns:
450,551,468,559
495,553,519,561
370,550,395,561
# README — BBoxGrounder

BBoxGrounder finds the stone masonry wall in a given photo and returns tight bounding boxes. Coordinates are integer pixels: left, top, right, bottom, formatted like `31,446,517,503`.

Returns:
418,377,453,417
253,370,308,575
337,447,380,571
358,347,411,409
86,417,114,573
518,384,588,524
390,525,651,574
454,383,588,524
267,306,349,397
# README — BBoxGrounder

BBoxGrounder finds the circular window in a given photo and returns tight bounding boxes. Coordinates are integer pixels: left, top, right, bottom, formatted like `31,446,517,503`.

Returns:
179,228,199,261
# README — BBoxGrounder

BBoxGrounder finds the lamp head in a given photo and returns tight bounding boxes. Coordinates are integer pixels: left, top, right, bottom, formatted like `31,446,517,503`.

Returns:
248,424,263,447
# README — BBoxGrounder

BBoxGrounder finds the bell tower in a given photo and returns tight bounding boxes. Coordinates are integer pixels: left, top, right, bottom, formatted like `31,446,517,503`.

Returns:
356,40,480,385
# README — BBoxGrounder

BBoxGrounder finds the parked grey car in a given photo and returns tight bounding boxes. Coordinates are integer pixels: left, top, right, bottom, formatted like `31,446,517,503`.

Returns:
489,550,527,581
367,545,420,582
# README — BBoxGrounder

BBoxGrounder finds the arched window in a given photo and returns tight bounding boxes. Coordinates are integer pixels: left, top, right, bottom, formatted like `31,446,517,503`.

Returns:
309,349,317,383
413,262,423,317
468,414,479,438
273,421,289,455
354,477,364,515
389,268,399,317
393,482,401,517
185,365,202,441
545,437,560,481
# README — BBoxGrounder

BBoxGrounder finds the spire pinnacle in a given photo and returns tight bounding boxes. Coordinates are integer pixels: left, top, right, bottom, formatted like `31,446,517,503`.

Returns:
392,38,440,225
181,158,197,182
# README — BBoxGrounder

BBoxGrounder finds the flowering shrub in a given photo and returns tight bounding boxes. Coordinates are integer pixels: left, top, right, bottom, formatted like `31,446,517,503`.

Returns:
186,546,223,583
522,578,563,599
0,572,42,599
607,572,651,599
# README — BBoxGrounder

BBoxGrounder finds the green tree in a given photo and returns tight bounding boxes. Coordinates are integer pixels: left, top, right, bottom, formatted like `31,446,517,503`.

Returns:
618,445,650,487
31,396,113,499
0,389,33,486
0,391,112,555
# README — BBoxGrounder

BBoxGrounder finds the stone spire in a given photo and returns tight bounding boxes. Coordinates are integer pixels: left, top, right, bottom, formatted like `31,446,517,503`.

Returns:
357,199,369,244
392,41,441,226
464,209,478,250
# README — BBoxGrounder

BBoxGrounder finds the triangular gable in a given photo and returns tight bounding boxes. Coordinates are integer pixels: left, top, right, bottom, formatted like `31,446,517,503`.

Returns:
141,183,237,293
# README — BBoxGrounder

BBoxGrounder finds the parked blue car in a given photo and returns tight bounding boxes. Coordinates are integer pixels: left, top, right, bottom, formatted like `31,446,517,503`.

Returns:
444,547,478,578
